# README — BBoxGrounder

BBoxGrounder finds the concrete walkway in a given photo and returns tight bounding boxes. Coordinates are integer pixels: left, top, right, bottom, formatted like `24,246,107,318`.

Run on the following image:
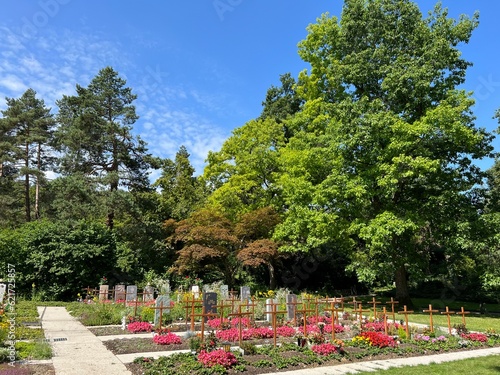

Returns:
38,306,131,375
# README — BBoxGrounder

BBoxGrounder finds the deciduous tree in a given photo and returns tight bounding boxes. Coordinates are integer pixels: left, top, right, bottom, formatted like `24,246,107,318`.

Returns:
274,0,494,306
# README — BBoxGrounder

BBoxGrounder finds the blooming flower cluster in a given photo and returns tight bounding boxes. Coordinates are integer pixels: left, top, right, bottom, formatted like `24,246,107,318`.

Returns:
153,332,182,345
207,318,230,330
216,327,283,342
357,331,397,348
461,333,488,342
197,349,238,368
311,343,339,356
413,334,447,343
297,324,344,335
206,317,251,329
127,321,153,333
363,322,401,332
276,325,296,337
351,335,372,348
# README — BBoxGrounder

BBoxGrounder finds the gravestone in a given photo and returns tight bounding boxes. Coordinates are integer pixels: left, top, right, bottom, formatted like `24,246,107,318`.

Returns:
99,285,109,301
240,286,251,302
0,283,5,304
266,298,277,322
158,279,170,295
126,285,138,302
143,285,154,302
114,284,126,301
286,294,297,321
192,285,200,299
220,285,229,300
154,295,171,326
203,292,218,321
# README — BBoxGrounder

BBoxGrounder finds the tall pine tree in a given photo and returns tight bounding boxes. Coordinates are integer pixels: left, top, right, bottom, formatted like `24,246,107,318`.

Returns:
55,67,153,229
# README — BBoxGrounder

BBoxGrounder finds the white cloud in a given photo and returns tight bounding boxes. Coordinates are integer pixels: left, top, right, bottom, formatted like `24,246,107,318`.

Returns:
0,74,28,94
0,23,229,178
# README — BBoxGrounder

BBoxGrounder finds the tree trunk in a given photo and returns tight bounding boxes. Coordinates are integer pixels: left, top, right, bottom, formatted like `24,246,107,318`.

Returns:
34,142,41,220
24,142,31,222
395,265,413,309
268,262,277,290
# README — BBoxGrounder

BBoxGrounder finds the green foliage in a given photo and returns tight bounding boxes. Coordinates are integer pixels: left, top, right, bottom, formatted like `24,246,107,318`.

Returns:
0,88,56,223
259,72,304,125
154,146,206,221
15,341,52,360
0,220,122,300
68,302,125,326
203,117,286,219
272,0,494,306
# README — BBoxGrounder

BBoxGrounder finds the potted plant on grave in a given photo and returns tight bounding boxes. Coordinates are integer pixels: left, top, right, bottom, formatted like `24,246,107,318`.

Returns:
295,332,307,347
189,336,202,354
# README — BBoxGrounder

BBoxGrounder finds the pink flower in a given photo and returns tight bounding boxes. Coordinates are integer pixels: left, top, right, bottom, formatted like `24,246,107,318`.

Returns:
153,332,182,345
127,321,153,333
198,350,237,368
311,343,339,355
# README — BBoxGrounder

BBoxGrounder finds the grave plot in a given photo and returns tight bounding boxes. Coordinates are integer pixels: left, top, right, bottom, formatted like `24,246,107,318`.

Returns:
79,289,500,375
0,300,55,373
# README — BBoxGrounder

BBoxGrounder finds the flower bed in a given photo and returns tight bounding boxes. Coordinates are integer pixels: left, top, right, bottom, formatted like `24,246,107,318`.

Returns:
357,331,397,348
197,349,238,368
127,321,153,333
153,332,182,345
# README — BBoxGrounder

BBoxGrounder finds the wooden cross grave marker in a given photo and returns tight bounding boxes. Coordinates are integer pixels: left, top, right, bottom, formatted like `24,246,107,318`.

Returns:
422,304,439,333
370,297,382,320
312,297,323,321
440,306,455,335
398,305,414,338
150,301,170,330
382,307,388,335
302,295,316,310
229,289,238,299
348,297,360,319
456,307,470,326
387,297,399,323
323,301,343,340
182,294,202,331
215,300,233,321
190,306,219,343
265,300,287,347
228,304,253,347
296,304,316,337
354,303,370,327
243,297,258,321
227,293,238,314
131,292,153,317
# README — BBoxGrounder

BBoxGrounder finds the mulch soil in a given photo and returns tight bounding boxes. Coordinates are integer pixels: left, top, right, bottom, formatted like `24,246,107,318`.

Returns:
0,363,56,375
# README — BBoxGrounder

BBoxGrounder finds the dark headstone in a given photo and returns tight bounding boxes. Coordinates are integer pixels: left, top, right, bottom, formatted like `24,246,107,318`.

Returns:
203,292,218,321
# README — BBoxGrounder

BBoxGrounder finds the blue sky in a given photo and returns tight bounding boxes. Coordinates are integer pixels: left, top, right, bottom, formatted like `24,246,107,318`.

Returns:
1,1,499,176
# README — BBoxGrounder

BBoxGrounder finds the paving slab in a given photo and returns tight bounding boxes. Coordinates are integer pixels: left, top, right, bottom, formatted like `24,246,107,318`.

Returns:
38,306,131,375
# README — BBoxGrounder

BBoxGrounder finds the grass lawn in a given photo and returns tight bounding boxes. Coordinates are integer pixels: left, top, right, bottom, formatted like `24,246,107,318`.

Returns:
355,354,500,375
410,298,500,313
399,312,500,333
